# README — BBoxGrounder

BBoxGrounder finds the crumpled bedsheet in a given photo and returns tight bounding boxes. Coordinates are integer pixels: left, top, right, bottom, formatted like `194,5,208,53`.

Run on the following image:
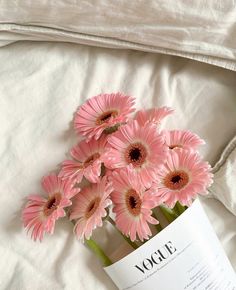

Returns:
210,135,236,216
1,0,236,70
0,41,236,290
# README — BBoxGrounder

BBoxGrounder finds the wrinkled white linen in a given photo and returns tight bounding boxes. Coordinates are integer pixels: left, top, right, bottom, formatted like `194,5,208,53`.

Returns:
0,40,236,290
1,0,236,70
210,136,236,215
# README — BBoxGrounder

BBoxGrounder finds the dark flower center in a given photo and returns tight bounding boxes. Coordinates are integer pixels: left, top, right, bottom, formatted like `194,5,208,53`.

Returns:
84,152,100,168
44,193,61,216
125,143,147,167
164,170,189,190
125,189,142,216
85,197,101,219
129,196,138,209
171,175,182,183
169,144,183,150
129,148,141,161
96,110,118,125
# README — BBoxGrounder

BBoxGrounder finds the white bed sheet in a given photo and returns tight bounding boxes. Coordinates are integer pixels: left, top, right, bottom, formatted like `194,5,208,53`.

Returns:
0,41,236,290
1,0,236,71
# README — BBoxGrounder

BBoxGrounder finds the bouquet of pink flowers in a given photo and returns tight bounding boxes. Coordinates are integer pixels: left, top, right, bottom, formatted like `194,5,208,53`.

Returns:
22,92,213,254
23,93,236,290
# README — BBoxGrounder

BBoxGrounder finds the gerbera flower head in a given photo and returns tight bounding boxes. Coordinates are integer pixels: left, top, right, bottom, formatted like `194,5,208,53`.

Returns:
155,149,213,207
74,93,135,140
22,174,80,241
135,106,174,128
111,168,160,242
104,120,167,187
164,130,205,151
59,136,107,184
70,177,112,241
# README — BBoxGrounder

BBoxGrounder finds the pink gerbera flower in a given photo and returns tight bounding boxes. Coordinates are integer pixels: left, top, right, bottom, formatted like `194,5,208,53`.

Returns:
164,130,205,150
104,121,167,187
70,177,112,241
155,149,213,207
74,93,135,140
22,174,79,241
59,136,107,184
111,168,160,242
135,106,174,128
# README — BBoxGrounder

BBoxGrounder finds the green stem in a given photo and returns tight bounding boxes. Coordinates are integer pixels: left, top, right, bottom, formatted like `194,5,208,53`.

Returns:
152,211,163,233
70,218,112,267
155,222,163,233
159,205,178,223
107,216,139,249
174,201,187,215
85,238,112,267
173,203,181,216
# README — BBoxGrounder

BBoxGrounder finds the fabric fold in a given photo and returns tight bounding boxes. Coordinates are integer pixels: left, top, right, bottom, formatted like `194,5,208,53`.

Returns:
1,0,236,70
209,135,236,216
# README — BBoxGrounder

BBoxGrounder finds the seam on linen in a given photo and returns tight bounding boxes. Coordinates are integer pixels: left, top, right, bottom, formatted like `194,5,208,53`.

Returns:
212,135,236,174
1,23,236,72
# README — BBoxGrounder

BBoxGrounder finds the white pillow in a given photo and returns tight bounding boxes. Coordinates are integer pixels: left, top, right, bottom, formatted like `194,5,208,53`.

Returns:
210,135,236,215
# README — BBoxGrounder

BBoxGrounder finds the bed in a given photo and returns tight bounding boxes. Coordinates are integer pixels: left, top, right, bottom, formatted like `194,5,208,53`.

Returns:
0,1,236,289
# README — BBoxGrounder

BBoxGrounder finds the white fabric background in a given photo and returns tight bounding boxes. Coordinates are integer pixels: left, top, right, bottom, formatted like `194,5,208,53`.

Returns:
210,136,236,215
0,41,236,289
1,0,236,70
